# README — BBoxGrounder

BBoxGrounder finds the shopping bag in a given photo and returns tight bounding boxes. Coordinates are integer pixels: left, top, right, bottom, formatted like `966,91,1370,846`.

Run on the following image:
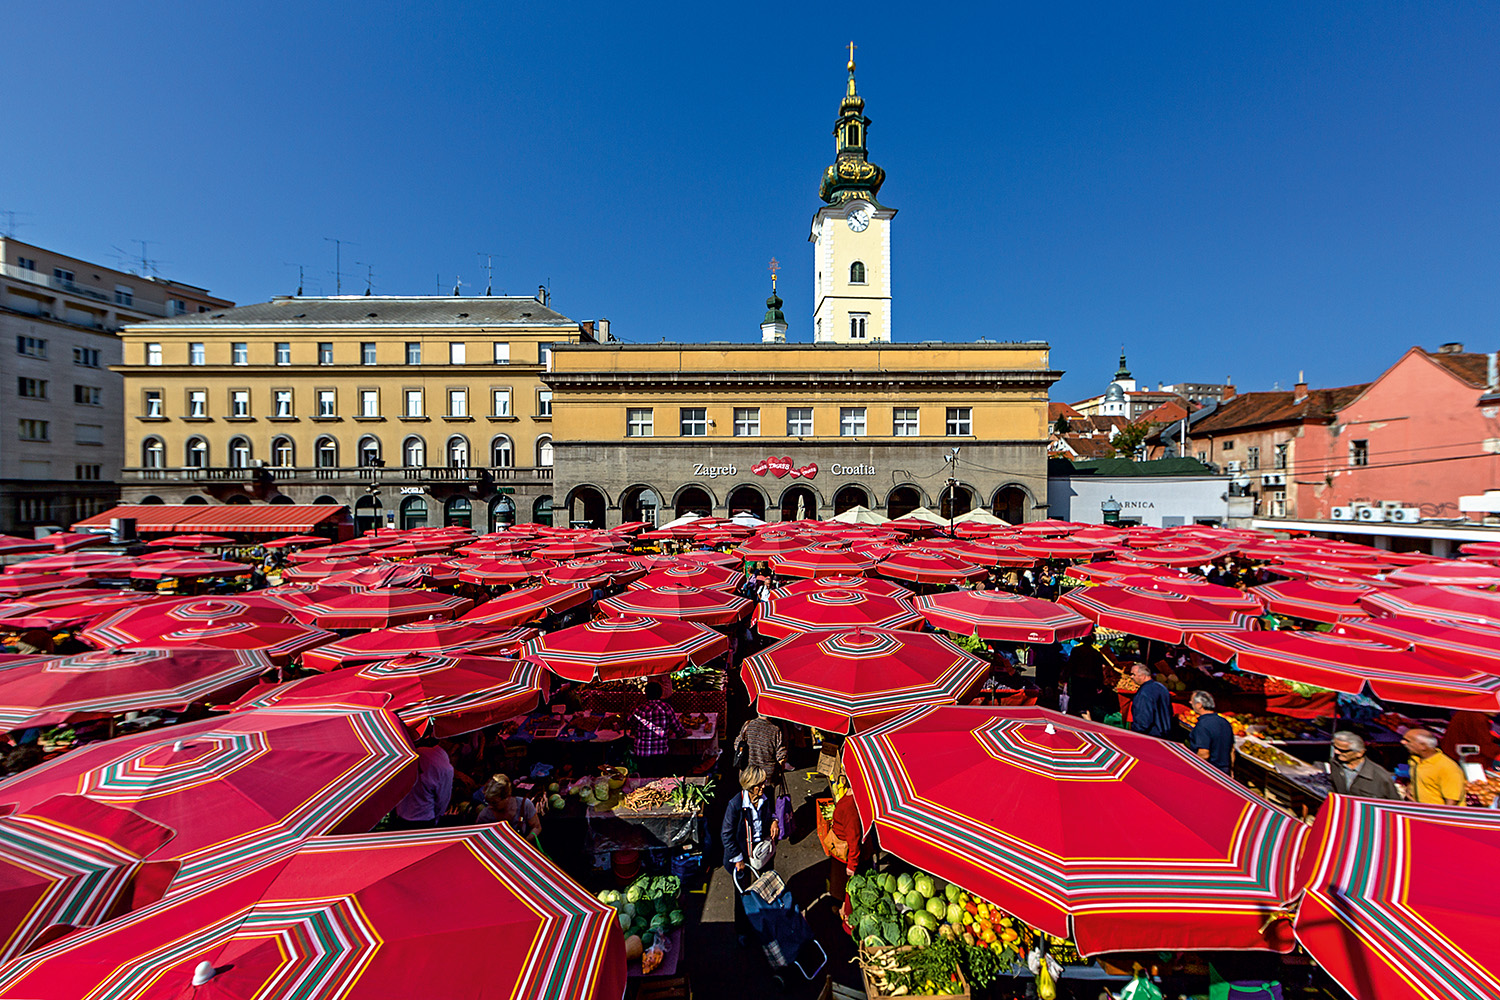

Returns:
774,785,795,841
1119,971,1164,1000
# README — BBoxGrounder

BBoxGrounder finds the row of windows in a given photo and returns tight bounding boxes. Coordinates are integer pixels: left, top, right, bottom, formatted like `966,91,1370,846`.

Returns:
16,420,104,444
624,406,973,438
143,340,527,367
1214,440,1370,470
13,337,103,367
140,433,553,471
15,496,112,525
15,378,102,405
142,387,549,420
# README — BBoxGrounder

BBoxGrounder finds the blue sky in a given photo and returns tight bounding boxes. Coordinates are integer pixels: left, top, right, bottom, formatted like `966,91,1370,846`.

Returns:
6,2,1497,401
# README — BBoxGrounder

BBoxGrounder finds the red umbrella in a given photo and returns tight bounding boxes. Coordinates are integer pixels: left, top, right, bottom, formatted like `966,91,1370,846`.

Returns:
1111,573,1265,614
1360,584,1500,625
1188,630,1500,711
1016,519,1088,536
1387,561,1500,587
0,707,416,897
952,540,1038,568
259,534,333,550
770,575,914,601
144,534,235,548
770,544,878,579
0,824,625,1000
0,537,50,557
843,706,1306,955
1060,585,1257,643
128,558,251,581
1333,616,1500,673
459,583,593,627
257,582,359,609
454,556,555,585
233,653,547,737
459,537,540,557
523,616,728,682
755,589,924,640
325,561,460,589
734,533,816,560
915,589,1093,643
1125,542,1233,567
81,596,301,647
1251,579,1377,624
1267,560,1395,586
0,592,155,630
0,648,273,730
547,559,632,588
130,621,338,665
533,540,613,560
0,574,90,597
376,537,468,557
302,621,537,672
631,563,746,592
875,549,986,585
6,552,122,574
1291,796,1500,1000
1065,560,1165,583
292,587,473,629
599,585,751,626
281,556,382,581
1012,537,1117,561
743,629,989,733
0,794,176,961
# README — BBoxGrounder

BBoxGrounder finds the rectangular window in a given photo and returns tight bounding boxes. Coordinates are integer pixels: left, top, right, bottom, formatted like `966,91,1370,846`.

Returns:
945,407,972,436
231,390,250,417
1222,440,1234,451
1270,491,1287,518
274,342,291,365
1246,446,1260,471
404,389,424,417
626,408,654,437
75,424,103,445
1196,450,1208,464
16,336,47,358
840,407,867,437
537,390,552,417
849,313,868,340
231,342,248,365
114,285,134,306
733,407,760,437
145,342,161,366
168,298,187,316
1274,443,1289,469
317,390,337,417
1351,439,1369,467
73,347,100,367
361,342,377,365
144,390,163,417
786,407,813,436
188,342,205,365
405,342,422,365
75,464,102,481
53,268,74,282
893,407,919,436
16,257,35,271
447,389,467,417
17,378,46,399
74,385,101,406
360,390,379,417
18,420,49,441
317,342,333,365
188,390,207,418
273,390,293,417
680,407,707,437
17,499,49,522
493,342,510,364
492,389,512,417
449,342,466,365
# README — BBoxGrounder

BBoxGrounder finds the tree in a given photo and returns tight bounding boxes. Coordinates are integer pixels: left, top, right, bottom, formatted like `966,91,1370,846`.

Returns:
1053,415,1072,435
1109,421,1152,460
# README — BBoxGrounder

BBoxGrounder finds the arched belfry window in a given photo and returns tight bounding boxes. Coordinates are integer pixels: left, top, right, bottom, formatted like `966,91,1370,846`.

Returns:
850,261,866,284
848,123,861,147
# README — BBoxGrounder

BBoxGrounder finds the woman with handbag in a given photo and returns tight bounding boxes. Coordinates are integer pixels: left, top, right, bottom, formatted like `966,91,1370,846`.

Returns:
721,766,779,944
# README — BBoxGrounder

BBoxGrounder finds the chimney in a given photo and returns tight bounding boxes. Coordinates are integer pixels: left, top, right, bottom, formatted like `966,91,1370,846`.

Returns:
1439,342,1464,354
536,284,549,306
1293,370,1308,403
1222,379,1236,401
597,318,611,342
1489,351,1498,390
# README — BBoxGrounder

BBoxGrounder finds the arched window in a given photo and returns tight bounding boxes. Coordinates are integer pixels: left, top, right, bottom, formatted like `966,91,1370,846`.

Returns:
271,437,294,468
847,123,860,147
185,437,208,468
403,436,426,468
143,437,165,469
357,436,381,468
315,436,338,468
228,437,252,469
536,435,553,468
446,435,469,468
849,260,866,284
491,435,513,468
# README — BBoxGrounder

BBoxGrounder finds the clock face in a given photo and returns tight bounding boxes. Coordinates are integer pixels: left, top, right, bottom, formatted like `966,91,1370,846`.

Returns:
847,209,870,232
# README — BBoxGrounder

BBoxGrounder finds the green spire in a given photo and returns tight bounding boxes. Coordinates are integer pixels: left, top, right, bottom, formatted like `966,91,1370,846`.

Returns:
1115,348,1132,381
818,43,886,207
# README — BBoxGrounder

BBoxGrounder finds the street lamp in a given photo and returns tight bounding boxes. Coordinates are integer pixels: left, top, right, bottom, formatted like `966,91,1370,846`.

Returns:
944,448,961,536
1101,495,1122,526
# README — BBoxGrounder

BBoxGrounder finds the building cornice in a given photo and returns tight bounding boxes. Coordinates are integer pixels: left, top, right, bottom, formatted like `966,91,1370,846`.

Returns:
543,370,1062,391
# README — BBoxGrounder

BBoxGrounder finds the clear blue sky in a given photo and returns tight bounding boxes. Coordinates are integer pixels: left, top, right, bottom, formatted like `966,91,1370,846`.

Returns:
7,2,1498,401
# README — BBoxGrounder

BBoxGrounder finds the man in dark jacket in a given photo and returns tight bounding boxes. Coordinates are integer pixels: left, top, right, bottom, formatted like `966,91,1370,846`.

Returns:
1128,662,1173,739
721,766,778,944
1329,731,1400,799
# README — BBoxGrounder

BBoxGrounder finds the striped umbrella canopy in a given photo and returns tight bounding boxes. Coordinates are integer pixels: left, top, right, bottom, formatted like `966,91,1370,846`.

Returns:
875,549,986,585
124,622,337,665
259,534,333,550
0,794,177,962
0,823,626,1000
1387,561,1500,587
1011,537,1118,561
523,616,728,682
548,558,640,588
231,653,548,737
1111,574,1266,614
302,621,537,672
1251,579,1378,624
1460,541,1500,558
459,583,593,628
144,534,235,549
1291,796,1500,1000
0,574,92,598
324,562,460,589
1360,585,1500,626
755,588,924,640
1333,616,1500,674
1188,630,1500,711
638,550,744,570
1064,560,1169,584
533,540,613,560
454,556,556,585
734,533,817,560
81,596,301,647
290,588,474,630
1266,561,1396,587
1059,586,1258,644
1125,542,1234,567
281,556,383,581
1015,519,1088,536
127,558,252,582
952,540,1037,568
0,538,50,557
915,590,1093,644
742,629,989,733
770,575,914,601
631,563,746,592
458,537,541,557
286,540,393,563
599,585,751,626
257,582,359,609
770,544,878,579
7,552,127,574
376,537,469,557
0,648,274,730
843,706,1306,955
0,708,416,895
0,592,156,631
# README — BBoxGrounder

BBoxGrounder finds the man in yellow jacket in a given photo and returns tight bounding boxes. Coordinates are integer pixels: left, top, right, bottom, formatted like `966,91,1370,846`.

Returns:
1402,728,1466,805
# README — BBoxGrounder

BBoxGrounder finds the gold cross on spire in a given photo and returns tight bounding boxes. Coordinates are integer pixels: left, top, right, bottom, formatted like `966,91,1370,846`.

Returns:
847,41,856,71
768,257,780,291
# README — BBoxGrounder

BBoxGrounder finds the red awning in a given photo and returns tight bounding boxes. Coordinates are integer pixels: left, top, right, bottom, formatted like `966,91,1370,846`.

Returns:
72,505,348,536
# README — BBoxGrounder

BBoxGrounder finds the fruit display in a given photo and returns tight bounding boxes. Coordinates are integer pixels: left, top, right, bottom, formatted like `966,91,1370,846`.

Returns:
1178,710,1322,742
1236,737,1310,771
1467,772,1500,807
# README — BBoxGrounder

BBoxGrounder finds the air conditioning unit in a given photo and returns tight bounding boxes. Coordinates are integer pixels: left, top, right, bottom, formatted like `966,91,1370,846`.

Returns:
1225,461,1241,473
248,459,265,468
1262,473,1285,486
1380,500,1404,510
1331,507,1356,521
1358,507,1387,522
1388,507,1422,523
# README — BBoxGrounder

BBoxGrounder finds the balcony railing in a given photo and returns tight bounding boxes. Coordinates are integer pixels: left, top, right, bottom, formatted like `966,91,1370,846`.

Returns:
1,262,170,317
123,464,554,485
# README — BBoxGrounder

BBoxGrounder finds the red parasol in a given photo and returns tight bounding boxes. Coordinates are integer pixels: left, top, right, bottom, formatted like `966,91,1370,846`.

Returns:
458,582,594,627
127,558,251,581
1124,542,1233,567
280,556,383,581
0,537,51,557
1266,560,1396,586
324,561,460,589
0,591,155,630
1111,573,1265,614
1251,579,1377,624
547,559,630,588
734,533,817,560
259,534,333,549
915,589,1093,643
755,588,924,640
1059,585,1257,643
1016,519,1088,536
843,706,1306,955
875,548,986,585
770,575,914,601
0,574,91,597
1359,584,1500,625
1386,561,1500,587
144,534,235,548
454,555,556,585
631,563,747,592
1012,537,1118,561
951,540,1038,568
523,616,728,682
129,621,337,665
1333,616,1500,673
291,587,474,629
81,595,301,647
6,551,124,574
301,620,537,672
742,629,989,733
599,585,751,626
1064,560,1166,583
770,544,878,578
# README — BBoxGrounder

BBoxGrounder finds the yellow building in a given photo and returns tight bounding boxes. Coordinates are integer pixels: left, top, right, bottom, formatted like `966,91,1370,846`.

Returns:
116,295,598,530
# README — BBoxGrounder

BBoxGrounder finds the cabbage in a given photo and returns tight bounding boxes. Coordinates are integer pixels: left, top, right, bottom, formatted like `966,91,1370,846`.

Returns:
619,903,636,923
914,874,936,899
625,885,644,904
944,883,962,904
904,890,925,911
649,914,667,932
667,909,684,928
896,874,914,895
946,902,963,925
925,897,948,920
882,920,902,946
858,915,880,940
907,924,932,948
913,910,938,932
618,912,630,931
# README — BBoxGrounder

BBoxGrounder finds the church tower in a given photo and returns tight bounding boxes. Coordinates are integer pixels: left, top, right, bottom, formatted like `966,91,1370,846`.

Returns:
810,44,896,344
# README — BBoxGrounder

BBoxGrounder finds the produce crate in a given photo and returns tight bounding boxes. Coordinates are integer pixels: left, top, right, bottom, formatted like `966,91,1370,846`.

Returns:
859,945,969,999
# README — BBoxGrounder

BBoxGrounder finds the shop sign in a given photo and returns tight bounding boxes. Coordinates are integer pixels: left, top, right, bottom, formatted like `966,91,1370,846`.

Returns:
750,456,818,480
1121,501,1156,509
692,464,738,479
829,464,876,476
399,487,424,495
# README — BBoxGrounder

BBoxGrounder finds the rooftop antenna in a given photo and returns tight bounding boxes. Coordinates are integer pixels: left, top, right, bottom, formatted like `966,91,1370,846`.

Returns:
452,275,465,296
281,262,307,296
355,261,375,295
0,209,32,239
323,237,356,295
112,240,167,277
477,253,500,296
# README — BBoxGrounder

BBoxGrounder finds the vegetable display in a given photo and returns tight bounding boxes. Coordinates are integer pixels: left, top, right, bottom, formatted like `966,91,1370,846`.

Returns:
596,876,684,952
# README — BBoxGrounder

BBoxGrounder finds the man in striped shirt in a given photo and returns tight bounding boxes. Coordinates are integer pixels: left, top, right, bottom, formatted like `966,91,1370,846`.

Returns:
629,682,686,776
735,713,788,781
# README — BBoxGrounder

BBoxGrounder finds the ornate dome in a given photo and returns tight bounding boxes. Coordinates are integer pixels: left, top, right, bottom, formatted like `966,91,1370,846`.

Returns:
818,52,887,207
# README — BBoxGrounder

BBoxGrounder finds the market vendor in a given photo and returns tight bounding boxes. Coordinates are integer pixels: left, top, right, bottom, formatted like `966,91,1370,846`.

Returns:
1402,728,1466,805
1328,731,1400,800
827,781,863,902
1440,711,1500,770
1187,691,1233,774
627,681,686,777
476,773,542,842
1128,663,1173,739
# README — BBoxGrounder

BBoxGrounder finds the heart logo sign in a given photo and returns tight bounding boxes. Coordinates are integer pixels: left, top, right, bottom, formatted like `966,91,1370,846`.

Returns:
764,456,794,479
751,459,770,477
798,463,818,480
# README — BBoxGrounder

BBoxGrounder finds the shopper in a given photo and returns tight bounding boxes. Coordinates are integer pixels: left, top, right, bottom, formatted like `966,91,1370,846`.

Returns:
1128,662,1173,739
1403,728,1466,805
476,773,542,842
391,737,454,829
1187,691,1233,773
1328,731,1400,800
733,712,788,780
721,766,779,945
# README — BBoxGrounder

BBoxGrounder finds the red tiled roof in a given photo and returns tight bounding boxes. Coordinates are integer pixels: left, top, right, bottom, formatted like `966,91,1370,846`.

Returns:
1424,349,1490,388
1139,400,1191,424
1189,384,1368,435
1049,401,1083,420
73,504,348,534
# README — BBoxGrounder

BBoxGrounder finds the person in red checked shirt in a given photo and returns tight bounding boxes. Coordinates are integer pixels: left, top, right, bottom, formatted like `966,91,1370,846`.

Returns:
628,681,686,777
